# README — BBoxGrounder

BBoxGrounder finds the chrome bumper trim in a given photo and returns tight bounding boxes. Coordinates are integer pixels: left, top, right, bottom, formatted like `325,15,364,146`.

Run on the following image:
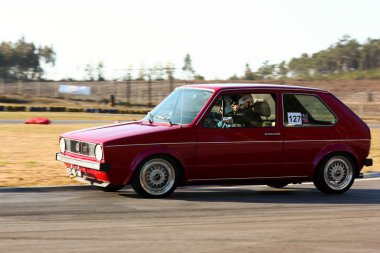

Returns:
56,153,110,171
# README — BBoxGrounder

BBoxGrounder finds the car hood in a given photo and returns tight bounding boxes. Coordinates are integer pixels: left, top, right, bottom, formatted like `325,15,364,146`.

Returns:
61,121,176,144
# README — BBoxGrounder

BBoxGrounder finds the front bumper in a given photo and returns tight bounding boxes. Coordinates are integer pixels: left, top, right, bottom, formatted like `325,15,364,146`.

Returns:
56,153,110,171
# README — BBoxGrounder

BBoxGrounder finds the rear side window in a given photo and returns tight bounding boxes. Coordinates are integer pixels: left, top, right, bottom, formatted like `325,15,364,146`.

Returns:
283,94,337,127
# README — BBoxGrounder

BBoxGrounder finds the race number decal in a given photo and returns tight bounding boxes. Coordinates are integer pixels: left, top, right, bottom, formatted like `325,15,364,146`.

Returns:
287,112,302,125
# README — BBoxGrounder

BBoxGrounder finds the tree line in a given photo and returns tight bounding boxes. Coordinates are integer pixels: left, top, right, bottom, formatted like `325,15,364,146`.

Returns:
238,35,380,80
1,36,380,82
98,53,205,82
0,38,55,81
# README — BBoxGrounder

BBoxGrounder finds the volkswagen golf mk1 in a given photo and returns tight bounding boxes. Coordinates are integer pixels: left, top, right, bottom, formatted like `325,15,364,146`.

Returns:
56,84,373,198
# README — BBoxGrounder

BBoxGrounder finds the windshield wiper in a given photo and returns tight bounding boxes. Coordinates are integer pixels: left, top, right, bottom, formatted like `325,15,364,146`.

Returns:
155,115,176,126
147,112,176,126
147,112,154,123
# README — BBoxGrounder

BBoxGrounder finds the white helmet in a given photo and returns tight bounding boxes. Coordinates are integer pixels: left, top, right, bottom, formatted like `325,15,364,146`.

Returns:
238,94,253,109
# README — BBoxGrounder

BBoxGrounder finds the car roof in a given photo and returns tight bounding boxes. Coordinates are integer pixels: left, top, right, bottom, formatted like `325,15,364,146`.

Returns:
182,83,329,93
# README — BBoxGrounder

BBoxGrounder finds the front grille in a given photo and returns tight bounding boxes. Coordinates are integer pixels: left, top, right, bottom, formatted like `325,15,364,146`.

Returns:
65,139,95,157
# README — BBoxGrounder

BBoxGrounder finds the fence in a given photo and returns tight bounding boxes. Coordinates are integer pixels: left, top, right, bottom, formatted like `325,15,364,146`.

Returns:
0,80,185,106
0,80,380,117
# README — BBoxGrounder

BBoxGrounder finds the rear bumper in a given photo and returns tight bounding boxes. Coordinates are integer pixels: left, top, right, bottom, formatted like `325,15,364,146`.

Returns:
365,158,373,167
56,153,110,171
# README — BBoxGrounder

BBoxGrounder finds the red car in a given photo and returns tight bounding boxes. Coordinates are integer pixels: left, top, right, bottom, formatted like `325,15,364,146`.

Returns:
56,84,373,198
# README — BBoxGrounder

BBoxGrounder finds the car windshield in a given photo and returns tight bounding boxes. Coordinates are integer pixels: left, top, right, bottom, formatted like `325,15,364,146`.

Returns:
145,88,213,124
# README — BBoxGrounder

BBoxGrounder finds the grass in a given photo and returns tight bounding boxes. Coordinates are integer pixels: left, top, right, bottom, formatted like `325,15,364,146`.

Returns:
0,111,145,121
369,128,380,173
0,124,101,187
0,123,379,187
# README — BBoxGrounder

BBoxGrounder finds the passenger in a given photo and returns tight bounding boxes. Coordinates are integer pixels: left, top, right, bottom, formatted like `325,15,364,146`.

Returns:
227,95,242,116
232,94,262,127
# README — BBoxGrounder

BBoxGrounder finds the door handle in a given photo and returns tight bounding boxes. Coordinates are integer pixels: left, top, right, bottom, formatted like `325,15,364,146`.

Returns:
265,132,281,136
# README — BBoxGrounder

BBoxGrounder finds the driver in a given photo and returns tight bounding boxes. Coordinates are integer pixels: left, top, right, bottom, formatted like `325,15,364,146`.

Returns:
232,94,262,127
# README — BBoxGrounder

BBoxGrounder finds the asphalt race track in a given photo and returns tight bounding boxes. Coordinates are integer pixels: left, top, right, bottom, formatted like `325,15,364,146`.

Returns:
0,179,379,253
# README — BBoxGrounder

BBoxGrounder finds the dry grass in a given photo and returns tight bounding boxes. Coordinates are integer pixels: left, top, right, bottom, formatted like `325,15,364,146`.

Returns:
367,128,380,173
0,111,145,121
0,124,98,187
0,123,379,187
1,93,154,110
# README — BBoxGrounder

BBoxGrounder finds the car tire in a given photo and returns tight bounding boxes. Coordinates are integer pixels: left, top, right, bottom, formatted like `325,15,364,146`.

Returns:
267,181,289,189
131,156,179,198
314,155,356,194
94,184,125,192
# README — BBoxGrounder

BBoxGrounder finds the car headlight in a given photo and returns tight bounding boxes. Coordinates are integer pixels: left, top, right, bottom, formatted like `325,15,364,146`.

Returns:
59,138,66,153
95,144,103,162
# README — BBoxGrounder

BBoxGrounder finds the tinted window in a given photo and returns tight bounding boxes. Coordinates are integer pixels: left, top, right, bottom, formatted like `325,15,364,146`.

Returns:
202,93,276,128
283,94,336,126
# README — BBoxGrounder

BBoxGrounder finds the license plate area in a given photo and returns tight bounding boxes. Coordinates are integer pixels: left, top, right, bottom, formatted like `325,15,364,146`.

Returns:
67,167,83,177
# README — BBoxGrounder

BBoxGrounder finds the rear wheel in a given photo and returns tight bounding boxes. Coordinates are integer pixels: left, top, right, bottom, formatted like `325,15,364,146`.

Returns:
314,155,355,194
131,156,179,198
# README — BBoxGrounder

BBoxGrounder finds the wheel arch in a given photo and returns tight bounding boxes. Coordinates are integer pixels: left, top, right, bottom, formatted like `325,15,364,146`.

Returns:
127,149,186,185
312,146,360,179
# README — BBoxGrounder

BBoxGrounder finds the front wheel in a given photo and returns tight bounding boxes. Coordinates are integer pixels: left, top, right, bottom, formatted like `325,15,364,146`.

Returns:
131,156,179,198
314,155,356,194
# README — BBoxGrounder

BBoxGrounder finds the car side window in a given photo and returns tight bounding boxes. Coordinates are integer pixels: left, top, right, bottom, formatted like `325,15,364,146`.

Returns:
283,93,337,127
202,93,277,128
202,97,223,128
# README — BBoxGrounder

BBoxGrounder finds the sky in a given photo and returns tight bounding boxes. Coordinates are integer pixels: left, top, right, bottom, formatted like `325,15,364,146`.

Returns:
1,0,380,80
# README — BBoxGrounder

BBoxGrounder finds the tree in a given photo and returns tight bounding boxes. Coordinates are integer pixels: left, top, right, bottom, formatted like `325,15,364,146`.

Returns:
288,53,313,77
194,74,205,80
243,63,256,80
84,64,95,81
136,64,146,81
182,53,195,80
165,61,175,81
0,37,55,81
277,61,288,78
229,74,240,80
360,38,380,70
96,61,105,81
257,61,275,79
84,61,105,81
0,42,13,80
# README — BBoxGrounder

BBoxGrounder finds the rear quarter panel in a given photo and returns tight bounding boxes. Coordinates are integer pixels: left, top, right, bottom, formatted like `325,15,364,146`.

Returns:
282,91,371,178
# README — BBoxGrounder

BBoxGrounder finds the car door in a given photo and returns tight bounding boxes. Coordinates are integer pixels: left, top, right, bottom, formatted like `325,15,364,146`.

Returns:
195,90,284,180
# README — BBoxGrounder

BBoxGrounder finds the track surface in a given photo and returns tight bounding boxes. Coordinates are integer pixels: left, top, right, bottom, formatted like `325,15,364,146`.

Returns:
1,179,380,253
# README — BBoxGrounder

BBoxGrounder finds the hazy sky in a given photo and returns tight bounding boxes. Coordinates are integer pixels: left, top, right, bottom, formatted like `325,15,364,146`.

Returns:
1,0,380,80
